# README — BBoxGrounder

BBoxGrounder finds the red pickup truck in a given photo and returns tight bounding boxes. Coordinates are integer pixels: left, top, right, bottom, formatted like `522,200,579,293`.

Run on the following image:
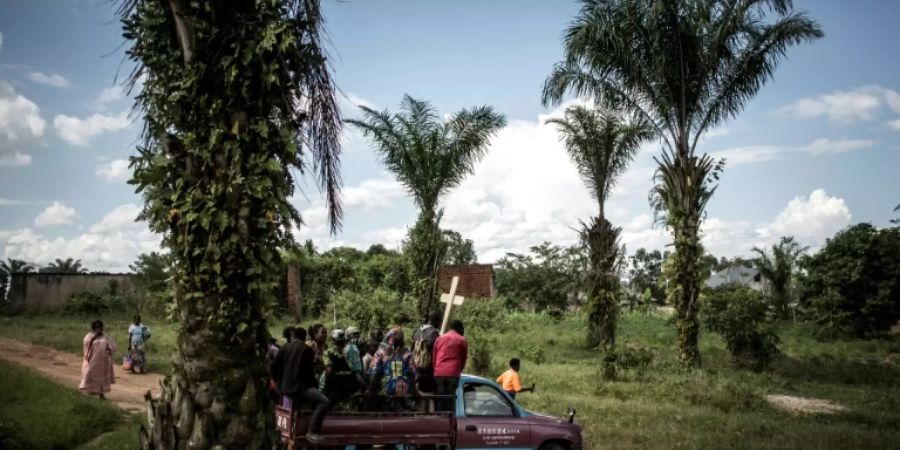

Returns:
276,374,583,450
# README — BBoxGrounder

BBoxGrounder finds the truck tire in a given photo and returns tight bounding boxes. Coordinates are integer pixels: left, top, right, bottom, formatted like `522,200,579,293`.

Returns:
539,442,568,450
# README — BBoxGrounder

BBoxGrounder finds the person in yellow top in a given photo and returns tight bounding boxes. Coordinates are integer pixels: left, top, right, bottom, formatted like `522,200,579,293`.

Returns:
496,358,535,400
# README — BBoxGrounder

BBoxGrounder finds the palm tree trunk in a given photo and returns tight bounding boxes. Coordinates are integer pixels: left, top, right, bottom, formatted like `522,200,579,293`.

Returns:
409,210,447,322
584,216,621,378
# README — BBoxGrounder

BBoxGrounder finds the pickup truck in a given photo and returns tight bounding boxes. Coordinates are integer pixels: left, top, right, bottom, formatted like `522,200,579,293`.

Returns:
276,374,583,450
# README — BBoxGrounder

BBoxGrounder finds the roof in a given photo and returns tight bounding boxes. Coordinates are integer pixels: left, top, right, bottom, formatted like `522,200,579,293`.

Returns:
438,264,495,299
707,266,760,288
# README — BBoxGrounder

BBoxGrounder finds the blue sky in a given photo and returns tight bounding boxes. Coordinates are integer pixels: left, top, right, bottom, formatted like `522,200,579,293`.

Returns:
1,0,898,271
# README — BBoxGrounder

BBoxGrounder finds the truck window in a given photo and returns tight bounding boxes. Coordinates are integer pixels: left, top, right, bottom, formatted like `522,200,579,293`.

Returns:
463,383,515,417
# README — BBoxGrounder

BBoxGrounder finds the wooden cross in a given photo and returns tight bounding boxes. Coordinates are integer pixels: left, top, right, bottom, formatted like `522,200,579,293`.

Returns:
439,275,465,334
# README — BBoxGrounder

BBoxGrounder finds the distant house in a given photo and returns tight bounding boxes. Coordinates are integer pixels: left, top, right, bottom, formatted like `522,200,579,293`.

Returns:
707,266,764,291
438,264,496,299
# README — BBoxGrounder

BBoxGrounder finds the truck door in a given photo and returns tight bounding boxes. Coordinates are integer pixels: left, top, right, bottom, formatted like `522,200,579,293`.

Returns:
455,381,531,450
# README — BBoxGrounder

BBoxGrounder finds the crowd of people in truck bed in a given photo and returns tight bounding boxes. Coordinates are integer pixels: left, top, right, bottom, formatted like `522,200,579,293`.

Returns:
266,312,532,443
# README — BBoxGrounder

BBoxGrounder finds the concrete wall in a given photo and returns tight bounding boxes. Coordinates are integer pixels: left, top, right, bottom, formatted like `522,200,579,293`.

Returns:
7,273,138,313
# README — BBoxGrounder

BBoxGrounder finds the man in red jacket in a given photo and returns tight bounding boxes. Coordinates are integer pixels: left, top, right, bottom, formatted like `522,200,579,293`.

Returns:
432,319,468,412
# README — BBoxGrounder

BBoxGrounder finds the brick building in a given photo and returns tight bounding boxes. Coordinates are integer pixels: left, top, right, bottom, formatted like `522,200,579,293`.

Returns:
438,264,496,299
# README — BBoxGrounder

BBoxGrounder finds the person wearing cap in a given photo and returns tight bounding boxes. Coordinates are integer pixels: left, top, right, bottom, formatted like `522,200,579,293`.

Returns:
412,311,442,395
343,326,366,393
320,329,356,407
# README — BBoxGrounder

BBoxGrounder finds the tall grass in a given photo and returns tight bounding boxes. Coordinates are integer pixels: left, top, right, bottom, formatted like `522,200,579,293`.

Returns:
0,360,125,449
2,310,899,449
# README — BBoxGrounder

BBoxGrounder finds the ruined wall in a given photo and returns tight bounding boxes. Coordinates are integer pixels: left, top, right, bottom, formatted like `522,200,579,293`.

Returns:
7,273,138,313
438,264,496,299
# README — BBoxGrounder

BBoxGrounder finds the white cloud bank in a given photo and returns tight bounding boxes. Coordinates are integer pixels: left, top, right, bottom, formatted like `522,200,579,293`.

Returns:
27,71,70,88
3,203,160,273
777,85,900,123
95,159,130,183
710,138,874,166
0,80,46,166
33,202,78,227
53,110,130,146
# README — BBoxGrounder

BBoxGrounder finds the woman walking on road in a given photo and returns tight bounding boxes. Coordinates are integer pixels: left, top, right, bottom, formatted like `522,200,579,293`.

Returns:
79,320,116,399
127,315,150,374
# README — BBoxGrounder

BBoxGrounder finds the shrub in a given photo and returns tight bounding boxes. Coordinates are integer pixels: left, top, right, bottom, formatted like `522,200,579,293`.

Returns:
466,335,496,376
456,298,509,333
701,284,780,370
63,290,128,316
522,344,545,365
612,344,654,377
332,288,416,334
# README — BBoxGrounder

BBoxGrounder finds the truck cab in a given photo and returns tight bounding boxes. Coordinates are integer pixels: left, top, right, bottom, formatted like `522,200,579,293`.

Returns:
453,374,582,450
276,374,583,450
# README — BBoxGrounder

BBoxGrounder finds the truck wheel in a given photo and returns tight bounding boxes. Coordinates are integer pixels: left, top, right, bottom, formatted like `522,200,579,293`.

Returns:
539,442,568,450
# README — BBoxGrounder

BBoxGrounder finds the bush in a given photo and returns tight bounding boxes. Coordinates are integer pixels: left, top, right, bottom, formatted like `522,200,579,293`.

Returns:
332,288,416,334
456,298,510,333
521,344,545,365
701,284,780,370
612,343,654,377
63,290,129,316
466,335,496,376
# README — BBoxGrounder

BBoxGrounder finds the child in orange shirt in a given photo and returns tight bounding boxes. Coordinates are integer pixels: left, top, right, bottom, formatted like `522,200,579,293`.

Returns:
496,358,535,399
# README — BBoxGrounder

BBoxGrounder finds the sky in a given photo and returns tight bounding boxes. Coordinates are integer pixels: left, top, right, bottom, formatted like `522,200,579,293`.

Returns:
1,0,899,272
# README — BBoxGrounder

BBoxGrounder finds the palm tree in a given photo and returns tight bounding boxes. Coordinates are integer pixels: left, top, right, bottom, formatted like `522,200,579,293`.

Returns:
348,95,506,319
546,105,652,376
118,0,343,447
542,0,823,366
0,258,34,275
752,236,808,319
43,258,87,274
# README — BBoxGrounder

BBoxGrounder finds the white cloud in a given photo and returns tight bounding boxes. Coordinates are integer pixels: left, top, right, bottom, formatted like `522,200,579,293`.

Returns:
887,118,900,131
342,177,405,210
0,198,28,206
96,85,125,105
0,80,46,165
0,151,31,167
2,203,159,272
33,202,78,227
27,71,70,88
710,138,874,166
95,159,130,183
53,110,130,146
756,189,852,243
776,85,900,123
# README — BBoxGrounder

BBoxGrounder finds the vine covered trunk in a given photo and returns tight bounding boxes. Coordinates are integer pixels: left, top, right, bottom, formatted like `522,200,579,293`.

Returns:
407,211,447,322
583,216,622,378
121,0,343,448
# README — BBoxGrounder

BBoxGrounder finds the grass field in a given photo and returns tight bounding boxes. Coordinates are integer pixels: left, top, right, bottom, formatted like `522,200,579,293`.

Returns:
0,359,126,450
1,311,899,449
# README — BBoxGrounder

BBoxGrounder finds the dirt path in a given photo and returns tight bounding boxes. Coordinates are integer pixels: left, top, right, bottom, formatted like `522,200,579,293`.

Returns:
0,337,163,413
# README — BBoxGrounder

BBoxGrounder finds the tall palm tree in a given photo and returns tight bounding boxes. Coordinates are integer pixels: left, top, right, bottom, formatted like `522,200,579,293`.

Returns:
547,105,652,376
0,258,35,274
118,0,343,447
348,95,506,319
542,0,822,366
44,258,87,274
752,236,808,319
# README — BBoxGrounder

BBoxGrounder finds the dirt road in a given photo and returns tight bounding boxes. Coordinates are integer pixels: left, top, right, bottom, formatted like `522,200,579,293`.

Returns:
0,337,163,413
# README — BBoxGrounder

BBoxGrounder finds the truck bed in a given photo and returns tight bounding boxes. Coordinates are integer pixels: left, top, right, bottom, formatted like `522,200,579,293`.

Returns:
276,406,455,447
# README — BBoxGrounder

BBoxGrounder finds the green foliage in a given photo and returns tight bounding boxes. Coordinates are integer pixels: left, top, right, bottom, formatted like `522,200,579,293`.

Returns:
119,0,344,446
348,95,505,320
611,344,655,378
495,242,586,311
702,284,780,370
63,290,129,316
332,288,416,333
0,360,124,449
40,258,87,274
543,0,822,368
456,298,510,333
130,252,173,317
521,344,546,365
442,229,477,265
627,249,667,304
405,211,448,321
752,236,808,318
801,223,900,337
466,335,497,377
